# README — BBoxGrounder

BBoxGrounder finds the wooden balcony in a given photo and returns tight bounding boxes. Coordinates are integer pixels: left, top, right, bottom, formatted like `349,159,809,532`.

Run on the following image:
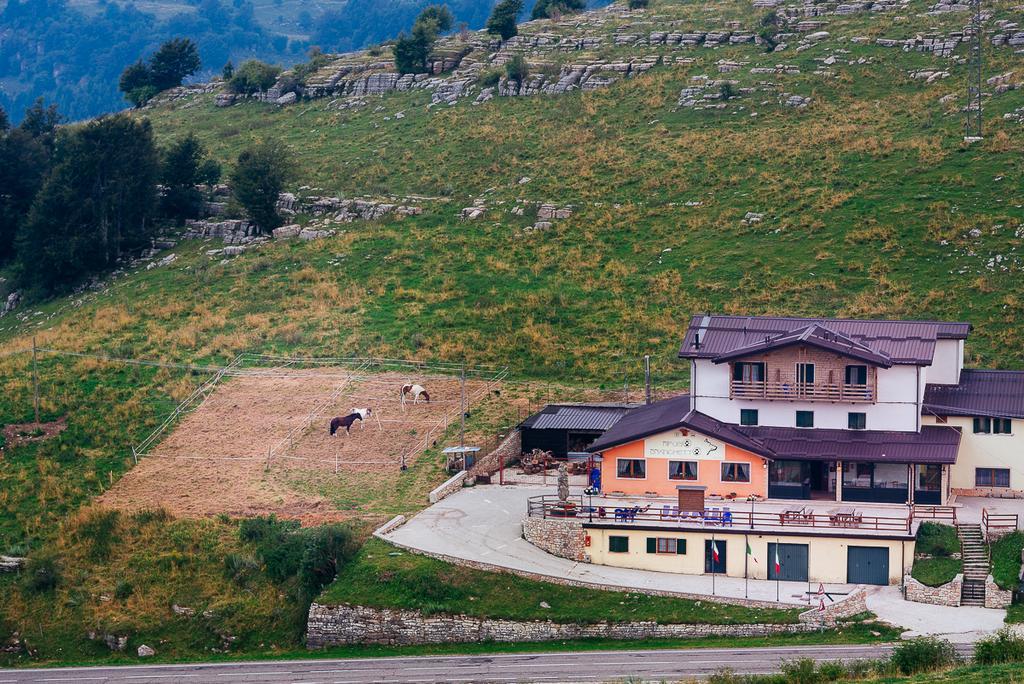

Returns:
730,380,874,403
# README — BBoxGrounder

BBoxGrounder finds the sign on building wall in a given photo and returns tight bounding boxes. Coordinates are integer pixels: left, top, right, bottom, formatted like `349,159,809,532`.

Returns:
644,431,725,460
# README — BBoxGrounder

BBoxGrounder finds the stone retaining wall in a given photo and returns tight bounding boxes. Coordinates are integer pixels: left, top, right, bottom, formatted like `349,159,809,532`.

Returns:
522,516,587,562
807,588,868,627
306,603,817,648
986,574,1013,609
468,429,521,478
903,573,962,607
428,470,468,504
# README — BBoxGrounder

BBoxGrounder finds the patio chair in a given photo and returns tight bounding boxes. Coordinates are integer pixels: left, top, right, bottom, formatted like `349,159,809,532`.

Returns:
661,504,672,520
722,507,733,526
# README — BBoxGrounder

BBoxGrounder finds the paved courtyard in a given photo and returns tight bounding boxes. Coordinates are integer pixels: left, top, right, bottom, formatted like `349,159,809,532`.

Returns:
383,484,1010,639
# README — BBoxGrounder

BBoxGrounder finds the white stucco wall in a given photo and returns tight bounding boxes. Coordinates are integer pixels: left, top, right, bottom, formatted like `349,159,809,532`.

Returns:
692,360,922,431
925,339,964,386
923,415,1024,491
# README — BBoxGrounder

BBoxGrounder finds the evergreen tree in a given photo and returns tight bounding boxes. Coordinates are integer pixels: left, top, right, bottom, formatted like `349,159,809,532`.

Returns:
17,115,159,293
119,38,201,107
18,98,61,150
530,0,584,20
229,143,293,233
393,4,453,74
160,134,221,222
222,60,234,81
0,127,49,264
486,0,522,40
148,38,201,91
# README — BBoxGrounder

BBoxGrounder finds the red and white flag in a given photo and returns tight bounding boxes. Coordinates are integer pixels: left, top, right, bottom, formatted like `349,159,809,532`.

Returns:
774,547,781,575
712,541,720,563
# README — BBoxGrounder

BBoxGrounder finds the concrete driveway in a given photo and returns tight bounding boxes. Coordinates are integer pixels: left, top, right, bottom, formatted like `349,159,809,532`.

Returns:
387,484,855,606
384,485,1010,638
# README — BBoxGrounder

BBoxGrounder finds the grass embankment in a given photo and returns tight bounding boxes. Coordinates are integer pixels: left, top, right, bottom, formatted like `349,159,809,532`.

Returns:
322,538,805,624
910,523,962,587
991,531,1024,623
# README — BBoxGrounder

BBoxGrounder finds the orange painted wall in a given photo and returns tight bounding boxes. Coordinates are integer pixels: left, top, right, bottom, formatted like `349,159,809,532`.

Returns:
601,437,767,499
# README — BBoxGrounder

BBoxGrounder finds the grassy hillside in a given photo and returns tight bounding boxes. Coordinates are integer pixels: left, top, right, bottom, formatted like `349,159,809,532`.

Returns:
0,0,1023,666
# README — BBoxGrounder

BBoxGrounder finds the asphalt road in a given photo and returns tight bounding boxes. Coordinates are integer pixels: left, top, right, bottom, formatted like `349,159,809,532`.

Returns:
0,644,976,683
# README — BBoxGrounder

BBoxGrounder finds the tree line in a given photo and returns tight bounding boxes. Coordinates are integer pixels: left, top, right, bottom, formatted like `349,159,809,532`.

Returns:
0,97,293,297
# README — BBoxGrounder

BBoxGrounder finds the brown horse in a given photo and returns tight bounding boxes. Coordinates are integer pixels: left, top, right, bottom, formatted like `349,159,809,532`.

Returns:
330,412,363,436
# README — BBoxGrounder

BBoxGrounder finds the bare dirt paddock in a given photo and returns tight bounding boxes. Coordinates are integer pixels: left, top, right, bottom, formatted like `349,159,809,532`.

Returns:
99,369,496,524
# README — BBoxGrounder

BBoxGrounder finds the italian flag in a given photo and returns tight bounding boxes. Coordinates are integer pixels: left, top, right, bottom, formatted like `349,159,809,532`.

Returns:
774,546,782,575
746,541,757,563
712,541,720,563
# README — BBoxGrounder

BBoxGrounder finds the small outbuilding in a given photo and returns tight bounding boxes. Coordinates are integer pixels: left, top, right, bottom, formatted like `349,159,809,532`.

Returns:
519,403,640,459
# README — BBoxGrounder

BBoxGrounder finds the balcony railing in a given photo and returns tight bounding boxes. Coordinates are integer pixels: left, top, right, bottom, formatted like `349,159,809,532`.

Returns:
731,380,874,403
527,495,912,534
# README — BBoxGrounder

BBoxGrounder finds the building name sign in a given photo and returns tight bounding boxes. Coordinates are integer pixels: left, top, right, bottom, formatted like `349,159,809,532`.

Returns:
644,432,724,461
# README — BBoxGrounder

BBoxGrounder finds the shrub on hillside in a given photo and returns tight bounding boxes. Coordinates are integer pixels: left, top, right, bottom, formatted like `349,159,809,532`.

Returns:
890,637,959,675
297,524,358,599
478,69,502,88
75,508,121,561
394,5,453,74
505,55,529,85
228,60,283,95
229,143,294,233
975,628,1024,665
119,38,201,107
531,0,584,20
23,554,62,593
628,0,649,8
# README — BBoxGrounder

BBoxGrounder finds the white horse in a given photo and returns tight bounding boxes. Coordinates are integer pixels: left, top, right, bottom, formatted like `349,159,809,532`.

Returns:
400,383,430,404
350,407,372,428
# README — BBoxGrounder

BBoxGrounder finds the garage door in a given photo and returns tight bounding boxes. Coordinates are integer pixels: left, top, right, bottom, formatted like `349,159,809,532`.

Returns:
768,543,808,582
847,546,889,585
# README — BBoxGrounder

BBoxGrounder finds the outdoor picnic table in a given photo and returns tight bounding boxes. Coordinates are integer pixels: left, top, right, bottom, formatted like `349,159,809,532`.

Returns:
829,506,860,527
780,506,812,524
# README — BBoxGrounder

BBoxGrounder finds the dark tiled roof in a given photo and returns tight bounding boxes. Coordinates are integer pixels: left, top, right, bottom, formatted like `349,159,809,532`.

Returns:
586,395,692,452
680,315,970,366
587,393,961,465
520,403,639,432
741,425,961,464
924,369,1024,419
710,323,893,368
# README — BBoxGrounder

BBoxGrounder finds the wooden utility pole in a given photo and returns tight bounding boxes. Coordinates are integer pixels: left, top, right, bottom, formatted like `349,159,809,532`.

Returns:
644,355,652,405
32,336,40,424
459,363,466,450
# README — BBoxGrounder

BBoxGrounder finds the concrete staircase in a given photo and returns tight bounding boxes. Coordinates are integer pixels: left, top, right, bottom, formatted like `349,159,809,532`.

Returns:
958,523,989,606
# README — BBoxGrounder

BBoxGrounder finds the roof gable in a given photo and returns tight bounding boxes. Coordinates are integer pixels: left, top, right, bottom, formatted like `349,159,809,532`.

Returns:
710,323,893,367
681,314,970,366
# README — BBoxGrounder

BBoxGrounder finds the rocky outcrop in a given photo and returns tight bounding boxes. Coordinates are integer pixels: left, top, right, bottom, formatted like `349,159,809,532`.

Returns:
183,219,259,244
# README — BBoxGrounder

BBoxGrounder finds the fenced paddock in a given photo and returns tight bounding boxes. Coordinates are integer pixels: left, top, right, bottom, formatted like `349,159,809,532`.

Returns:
98,354,506,522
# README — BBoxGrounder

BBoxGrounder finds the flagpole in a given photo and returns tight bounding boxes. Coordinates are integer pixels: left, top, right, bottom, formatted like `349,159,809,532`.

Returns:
776,537,780,603
744,533,749,600
711,532,716,596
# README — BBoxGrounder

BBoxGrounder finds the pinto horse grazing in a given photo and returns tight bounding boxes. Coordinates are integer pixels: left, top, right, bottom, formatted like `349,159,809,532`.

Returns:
329,412,364,436
400,383,430,404
350,408,372,426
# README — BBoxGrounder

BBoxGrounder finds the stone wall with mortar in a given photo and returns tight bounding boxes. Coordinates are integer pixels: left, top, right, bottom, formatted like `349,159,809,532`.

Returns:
986,574,1013,609
469,429,522,478
522,516,587,562
903,574,962,607
306,603,817,648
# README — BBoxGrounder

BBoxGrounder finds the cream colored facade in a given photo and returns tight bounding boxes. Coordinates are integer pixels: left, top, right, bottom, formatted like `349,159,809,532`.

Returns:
585,527,913,585
922,415,1024,493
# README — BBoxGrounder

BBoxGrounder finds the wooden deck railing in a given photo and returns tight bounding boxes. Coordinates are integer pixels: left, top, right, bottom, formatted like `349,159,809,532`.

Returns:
527,496,912,534
982,508,1019,539
730,380,873,403
912,505,957,525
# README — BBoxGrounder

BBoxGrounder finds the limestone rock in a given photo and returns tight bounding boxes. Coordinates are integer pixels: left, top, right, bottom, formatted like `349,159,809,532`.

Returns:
137,644,155,657
214,93,236,107
275,92,297,106
272,224,302,239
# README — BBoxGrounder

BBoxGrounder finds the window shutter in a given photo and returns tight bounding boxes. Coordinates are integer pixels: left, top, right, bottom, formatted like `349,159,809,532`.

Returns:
974,418,981,433
647,537,656,554
677,539,687,554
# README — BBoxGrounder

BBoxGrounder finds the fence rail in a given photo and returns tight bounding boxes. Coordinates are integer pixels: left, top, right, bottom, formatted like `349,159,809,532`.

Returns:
912,505,958,524
527,495,913,534
983,508,1019,538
